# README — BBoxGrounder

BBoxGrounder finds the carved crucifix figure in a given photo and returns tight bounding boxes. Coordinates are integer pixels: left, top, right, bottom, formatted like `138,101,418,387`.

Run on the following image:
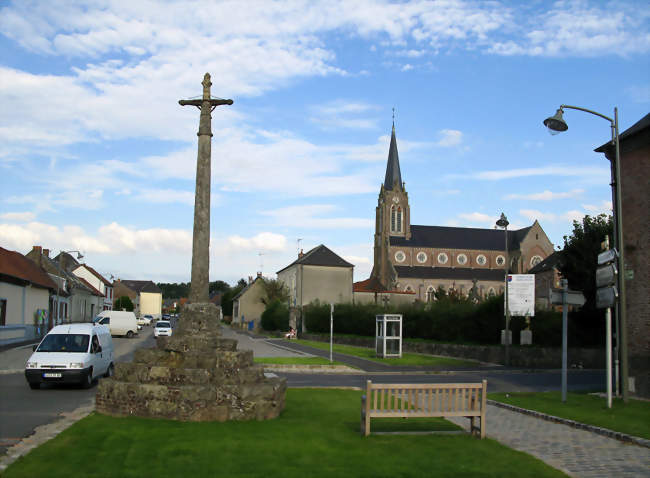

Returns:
179,73,233,303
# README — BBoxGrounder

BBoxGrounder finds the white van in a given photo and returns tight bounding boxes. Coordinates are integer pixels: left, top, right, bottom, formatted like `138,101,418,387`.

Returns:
93,310,138,338
25,323,114,389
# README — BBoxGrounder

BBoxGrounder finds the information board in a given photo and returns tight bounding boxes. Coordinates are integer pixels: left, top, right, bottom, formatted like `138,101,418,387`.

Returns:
507,274,535,317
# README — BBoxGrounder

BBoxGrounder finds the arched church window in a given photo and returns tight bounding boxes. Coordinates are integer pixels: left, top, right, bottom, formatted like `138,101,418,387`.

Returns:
496,255,506,267
394,251,406,263
476,254,487,266
396,207,402,233
416,252,427,263
530,255,543,267
426,286,435,302
391,205,396,232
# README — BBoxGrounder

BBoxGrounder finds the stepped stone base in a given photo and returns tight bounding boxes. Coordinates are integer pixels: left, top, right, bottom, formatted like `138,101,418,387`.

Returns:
96,303,286,421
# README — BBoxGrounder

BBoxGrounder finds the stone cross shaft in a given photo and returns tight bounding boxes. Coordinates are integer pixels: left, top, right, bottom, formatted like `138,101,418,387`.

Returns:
179,73,233,303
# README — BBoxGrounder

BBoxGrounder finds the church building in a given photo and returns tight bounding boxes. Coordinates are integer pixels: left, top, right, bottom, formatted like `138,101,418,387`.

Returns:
358,123,554,302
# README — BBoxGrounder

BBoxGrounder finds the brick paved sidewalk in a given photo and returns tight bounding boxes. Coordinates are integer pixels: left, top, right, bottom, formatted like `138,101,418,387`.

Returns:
448,404,650,477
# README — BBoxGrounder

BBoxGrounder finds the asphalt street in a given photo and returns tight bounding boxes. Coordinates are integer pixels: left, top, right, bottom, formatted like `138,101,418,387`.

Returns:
0,325,156,456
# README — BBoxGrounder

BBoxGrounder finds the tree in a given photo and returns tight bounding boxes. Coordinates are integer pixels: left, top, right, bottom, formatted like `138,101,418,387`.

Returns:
114,296,134,312
221,279,247,317
559,214,613,307
209,280,231,295
559,214,613,347
260,278,289,306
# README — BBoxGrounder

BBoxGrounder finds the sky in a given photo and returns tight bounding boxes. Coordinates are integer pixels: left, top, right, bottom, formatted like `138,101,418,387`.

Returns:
1,0,649,287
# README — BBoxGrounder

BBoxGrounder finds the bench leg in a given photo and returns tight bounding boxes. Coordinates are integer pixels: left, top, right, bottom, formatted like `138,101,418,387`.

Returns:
480,414,486,439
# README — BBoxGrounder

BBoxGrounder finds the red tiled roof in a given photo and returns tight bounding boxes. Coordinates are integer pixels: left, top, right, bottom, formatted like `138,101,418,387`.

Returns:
353,277,415,295
0,247,57,290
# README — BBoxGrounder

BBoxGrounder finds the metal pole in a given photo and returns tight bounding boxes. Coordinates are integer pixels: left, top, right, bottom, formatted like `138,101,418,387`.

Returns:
612,107,629,402
561,278,568,403
330,304,334,363
505,225,510,366
606,307,612,408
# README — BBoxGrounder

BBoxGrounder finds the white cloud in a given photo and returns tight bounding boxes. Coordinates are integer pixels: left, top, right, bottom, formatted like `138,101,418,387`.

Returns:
135,189,196,206
310,100,380,130
436,129,463,147
401,63,414,71
221,232,287,253
505,189,584,201
261,204,373,229
583,200,613,214
451,165,609,181
0,211,36,222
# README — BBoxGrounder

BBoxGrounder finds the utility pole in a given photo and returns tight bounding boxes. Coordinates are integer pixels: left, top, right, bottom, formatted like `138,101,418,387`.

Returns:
179,73,232,304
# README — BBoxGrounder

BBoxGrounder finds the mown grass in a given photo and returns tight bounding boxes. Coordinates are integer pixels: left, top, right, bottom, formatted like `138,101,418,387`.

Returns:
3,389,567,478
489,391,650,440
254,356,347,366
295,339,476,367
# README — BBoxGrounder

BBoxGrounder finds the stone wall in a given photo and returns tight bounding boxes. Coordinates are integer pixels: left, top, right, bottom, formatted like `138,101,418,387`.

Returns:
300,333,605,369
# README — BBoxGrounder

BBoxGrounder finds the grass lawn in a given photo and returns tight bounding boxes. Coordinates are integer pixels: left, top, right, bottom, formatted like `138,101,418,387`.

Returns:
254,356,347,366
489,391,650,440
3,389,567,478
295,339,475,367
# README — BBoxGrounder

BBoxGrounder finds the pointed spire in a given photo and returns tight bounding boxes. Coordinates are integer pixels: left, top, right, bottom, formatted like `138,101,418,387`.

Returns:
383,122,402,191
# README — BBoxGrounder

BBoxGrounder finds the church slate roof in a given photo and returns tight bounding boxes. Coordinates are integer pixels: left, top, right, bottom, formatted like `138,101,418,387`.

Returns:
395,266,505,281
383,124,403,190
390,225,532,251
277,244,354,274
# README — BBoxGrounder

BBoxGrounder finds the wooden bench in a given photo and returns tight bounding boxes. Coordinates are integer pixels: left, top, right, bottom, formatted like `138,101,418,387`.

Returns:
361,380,487,438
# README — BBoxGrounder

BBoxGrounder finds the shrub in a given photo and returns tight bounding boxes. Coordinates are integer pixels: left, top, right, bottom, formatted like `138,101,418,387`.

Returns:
261,300,289,331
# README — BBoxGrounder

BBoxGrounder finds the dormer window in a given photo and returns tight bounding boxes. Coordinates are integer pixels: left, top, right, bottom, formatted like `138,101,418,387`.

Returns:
390,205,403,233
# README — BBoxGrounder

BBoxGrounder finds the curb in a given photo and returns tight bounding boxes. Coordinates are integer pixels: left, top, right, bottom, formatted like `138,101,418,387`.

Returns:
487,399,650,449
264,364,358,374
0,404,94,472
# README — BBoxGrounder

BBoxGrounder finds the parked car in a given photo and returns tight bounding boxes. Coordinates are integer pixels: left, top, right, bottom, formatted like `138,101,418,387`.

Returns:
25,323,114,389
137,315,152,326
154,320,172,338
93,310,138,338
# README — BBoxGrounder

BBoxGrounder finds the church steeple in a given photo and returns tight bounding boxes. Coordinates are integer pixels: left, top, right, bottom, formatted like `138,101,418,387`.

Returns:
383,123,403,191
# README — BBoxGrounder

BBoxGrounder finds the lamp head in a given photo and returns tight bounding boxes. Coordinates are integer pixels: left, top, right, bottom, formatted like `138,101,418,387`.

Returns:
543,108,568,135
496,212,509,229
76,252,84,260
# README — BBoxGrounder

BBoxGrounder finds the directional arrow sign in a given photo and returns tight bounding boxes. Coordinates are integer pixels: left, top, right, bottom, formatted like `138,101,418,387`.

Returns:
596,263,618,288
549,289,586,306
596,286,618,309
598,249,617,265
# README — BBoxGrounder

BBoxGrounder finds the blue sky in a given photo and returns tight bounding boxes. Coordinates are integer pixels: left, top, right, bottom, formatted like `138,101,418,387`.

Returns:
1,0,649,286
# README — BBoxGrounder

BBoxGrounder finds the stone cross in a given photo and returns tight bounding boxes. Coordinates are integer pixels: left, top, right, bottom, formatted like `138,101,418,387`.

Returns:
179,73,233,303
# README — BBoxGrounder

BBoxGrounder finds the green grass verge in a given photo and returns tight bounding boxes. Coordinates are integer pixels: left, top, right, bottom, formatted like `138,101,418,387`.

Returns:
3,389,567,478
295,339,475,367
489,391,650,440
254,357,347,366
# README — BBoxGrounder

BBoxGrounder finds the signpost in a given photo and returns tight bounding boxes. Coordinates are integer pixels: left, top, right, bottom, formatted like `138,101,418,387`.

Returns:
596,240,618,408
549,280,586,403
330,304,334,363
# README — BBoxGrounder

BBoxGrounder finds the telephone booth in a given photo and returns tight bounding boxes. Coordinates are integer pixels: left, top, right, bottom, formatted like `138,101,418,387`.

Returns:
376,314,402,358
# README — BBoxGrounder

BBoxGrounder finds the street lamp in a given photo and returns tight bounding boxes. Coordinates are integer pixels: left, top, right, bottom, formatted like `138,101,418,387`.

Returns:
496,212,510,365
56,250,84,326
543,104,628,402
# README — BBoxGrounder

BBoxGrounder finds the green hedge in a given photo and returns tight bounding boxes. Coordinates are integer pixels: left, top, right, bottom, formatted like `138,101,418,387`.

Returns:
296,296,603,348
261,300,289,331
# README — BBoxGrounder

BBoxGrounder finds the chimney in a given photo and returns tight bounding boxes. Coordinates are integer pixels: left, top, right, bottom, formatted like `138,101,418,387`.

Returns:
298,249,304,258
43,249,50,258
32,246,42,255
257,272,262,278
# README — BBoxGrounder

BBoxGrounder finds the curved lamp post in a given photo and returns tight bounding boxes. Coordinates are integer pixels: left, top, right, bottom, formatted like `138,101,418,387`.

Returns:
496,212,510,366
543,104,628,402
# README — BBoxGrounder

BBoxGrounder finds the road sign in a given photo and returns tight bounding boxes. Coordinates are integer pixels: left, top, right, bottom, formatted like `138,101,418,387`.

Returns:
549,289,586,306
598,249,617,265
596,286,618,309
596,263,618,288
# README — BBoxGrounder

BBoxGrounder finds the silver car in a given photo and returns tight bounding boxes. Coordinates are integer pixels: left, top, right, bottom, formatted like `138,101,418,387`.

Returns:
153,320,172,338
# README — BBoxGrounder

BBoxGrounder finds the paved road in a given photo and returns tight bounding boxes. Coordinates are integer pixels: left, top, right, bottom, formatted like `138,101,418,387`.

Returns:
0,326,155,456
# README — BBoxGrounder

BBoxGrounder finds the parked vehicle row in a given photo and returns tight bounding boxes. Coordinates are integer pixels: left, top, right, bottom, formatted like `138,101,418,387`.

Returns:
93,310,139,338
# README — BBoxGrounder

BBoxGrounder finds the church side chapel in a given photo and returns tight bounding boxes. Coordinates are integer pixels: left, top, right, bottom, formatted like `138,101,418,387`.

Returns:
358,122,554,303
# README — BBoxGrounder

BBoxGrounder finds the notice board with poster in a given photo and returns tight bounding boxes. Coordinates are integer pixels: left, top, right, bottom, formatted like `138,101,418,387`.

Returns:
507,274,535,317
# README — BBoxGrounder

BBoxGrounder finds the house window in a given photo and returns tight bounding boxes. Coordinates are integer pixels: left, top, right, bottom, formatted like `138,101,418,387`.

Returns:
457,254,468,265
0,299,6,326
437,252,448,264
391,205,403,233
394,251,406,263
416,252,427,263
476,254,487,266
